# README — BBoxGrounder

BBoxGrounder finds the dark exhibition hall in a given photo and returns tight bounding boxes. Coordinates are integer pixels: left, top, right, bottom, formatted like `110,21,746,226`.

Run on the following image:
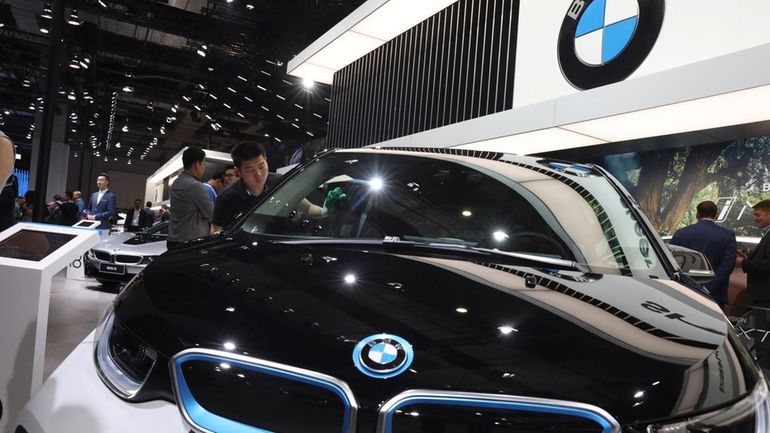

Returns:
1,1,770,433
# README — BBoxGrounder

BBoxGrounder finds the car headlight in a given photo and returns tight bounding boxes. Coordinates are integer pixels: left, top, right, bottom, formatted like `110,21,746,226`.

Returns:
647,375,770,432
93,303,158,399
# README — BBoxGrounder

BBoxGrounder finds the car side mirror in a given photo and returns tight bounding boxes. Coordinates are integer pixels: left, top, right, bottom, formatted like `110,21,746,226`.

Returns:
668,244,715,285
683,268,715,284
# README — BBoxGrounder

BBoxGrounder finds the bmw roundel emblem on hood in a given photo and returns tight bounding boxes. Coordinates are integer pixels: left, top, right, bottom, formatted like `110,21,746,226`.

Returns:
558,0,664,90
353,334,413,379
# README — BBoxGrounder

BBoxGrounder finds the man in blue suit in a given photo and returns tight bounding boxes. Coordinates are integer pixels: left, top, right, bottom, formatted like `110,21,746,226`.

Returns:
85,173,117,230
671,201,736,308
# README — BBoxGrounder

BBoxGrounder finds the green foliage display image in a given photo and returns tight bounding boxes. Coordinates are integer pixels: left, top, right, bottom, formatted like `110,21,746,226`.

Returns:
599,136,770,236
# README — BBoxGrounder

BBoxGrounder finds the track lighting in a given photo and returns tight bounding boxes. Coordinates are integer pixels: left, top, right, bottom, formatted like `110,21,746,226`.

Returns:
41,3,53,19
67,8,81,26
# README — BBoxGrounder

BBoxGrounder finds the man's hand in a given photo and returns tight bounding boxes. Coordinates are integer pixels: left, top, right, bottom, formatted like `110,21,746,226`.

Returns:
87,214,95,221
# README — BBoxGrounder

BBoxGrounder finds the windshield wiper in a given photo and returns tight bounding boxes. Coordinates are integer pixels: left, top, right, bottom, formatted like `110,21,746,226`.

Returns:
382,236,589,272
275,236,589,272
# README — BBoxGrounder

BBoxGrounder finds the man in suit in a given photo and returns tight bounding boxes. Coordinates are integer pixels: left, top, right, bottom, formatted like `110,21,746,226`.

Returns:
85,173,117,230
741,199,770,306
671,201,736,308
125,198,154,232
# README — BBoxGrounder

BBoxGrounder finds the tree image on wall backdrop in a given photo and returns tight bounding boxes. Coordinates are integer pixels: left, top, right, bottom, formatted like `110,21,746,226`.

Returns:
601,136,770,236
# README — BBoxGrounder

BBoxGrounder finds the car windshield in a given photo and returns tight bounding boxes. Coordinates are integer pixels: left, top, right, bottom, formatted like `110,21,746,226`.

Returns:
240,151,667,278
143,222,168,236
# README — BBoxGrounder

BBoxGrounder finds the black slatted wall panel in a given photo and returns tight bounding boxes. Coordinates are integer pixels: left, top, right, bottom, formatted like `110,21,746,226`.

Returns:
328,0,520,149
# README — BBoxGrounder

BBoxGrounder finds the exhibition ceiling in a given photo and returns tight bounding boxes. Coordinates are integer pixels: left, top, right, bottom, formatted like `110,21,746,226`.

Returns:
0,0,365,164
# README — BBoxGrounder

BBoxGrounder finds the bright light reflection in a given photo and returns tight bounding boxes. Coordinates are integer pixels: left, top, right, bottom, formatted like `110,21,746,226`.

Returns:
220,363,231,370
493,231,509,241
344,274,356,284
302,78,315,89
652,381,660,386
462,210,472,217
408,411,420,417
225,307,235,312
498,326,518,335
369,177,384,191
633,391,644,399
456,307,468,314
223,342,236,351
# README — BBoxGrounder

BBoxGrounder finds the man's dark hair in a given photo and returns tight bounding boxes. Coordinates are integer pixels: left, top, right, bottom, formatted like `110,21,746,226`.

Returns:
225,164,236,171
231,141,266,168
134,198,142,204
146,201,152,208
183,147,206,169
97,173,110,183
65,191,73,200
753,199,770,213
213,171,225,181
696,201,718,219
53,194,62,201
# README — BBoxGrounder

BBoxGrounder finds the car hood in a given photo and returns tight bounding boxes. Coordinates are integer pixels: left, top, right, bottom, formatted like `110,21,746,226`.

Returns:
92,232,134,251
115,233,755,425
93,232,166,255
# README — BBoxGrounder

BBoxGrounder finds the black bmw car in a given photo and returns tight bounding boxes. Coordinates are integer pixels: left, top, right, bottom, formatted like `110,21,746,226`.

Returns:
17,148,769,433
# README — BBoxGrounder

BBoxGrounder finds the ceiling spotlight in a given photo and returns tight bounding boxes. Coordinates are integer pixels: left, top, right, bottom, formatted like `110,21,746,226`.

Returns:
226,0,234,3
67,9,81,26
301,78,315,89
122,85,134,93
41,3,53,19
98,0,107,7
22,79,31,88
115,142,121,148
196,44,207,57
246,4,254,9
68,58,80,69
121,124,129,133
67,91,76,101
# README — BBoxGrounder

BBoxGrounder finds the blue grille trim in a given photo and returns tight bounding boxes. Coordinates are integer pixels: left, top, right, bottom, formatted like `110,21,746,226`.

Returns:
172,349,358,433
377,390,620,433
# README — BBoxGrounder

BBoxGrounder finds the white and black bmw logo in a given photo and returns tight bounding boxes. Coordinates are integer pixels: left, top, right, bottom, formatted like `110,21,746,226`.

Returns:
558,0,664,90
353,334,413,379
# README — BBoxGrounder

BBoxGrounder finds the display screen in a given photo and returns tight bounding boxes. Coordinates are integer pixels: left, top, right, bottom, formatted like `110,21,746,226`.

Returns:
73,220,100,228
0,230,76,261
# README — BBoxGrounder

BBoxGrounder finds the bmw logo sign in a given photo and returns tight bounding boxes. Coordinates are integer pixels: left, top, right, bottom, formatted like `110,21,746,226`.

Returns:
558,0,664,90
353,334,413,379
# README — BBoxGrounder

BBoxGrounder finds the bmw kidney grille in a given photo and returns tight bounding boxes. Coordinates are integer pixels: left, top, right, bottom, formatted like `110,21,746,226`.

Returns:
171,349,358,433
378,390,620,433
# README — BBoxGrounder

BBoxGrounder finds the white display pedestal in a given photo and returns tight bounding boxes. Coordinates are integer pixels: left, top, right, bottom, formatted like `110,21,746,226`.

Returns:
0,223,100,433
